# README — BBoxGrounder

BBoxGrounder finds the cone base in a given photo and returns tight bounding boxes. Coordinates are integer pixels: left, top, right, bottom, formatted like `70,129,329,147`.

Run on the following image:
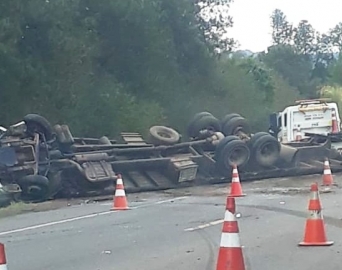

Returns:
299,241,334,246
322,183,333,186
216,247,246,270
111,207,130,211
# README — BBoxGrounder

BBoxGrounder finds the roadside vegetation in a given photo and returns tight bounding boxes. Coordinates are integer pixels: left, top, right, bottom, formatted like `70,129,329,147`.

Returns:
1,1,342,137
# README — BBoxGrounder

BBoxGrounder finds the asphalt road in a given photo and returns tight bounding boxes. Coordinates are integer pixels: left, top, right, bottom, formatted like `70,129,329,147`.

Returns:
1,174,342,270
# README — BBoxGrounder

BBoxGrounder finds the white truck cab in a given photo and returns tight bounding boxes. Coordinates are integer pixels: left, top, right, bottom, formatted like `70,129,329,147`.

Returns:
269,99,341,143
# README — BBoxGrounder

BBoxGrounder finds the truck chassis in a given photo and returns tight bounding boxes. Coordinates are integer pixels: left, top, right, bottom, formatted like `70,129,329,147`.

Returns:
0,113,342,205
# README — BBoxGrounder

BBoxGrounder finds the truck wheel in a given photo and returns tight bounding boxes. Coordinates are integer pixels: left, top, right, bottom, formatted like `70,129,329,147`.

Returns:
248,132,270,145
214,135,240,161
47,171,63,198
187,115,221,139
221,113,241,128
54,124,74,145
191,112,213,123
250,133,280,167
49,150,63,159
217,140,250,171
61,125,74,144
54,124,66,143
99,136,112,145
17,175,50,202
24,114,54,141
222,116,250,136
187,112,213,137
149,126,180,145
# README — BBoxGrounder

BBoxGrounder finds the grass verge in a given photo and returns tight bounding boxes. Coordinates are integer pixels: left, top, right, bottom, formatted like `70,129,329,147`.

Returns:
0,202,39,219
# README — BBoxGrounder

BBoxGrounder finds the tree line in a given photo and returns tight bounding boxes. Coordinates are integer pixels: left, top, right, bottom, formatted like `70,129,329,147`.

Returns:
0,1,341,137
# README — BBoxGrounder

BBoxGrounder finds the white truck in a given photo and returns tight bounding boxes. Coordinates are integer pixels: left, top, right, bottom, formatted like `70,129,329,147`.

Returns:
269,99,341,141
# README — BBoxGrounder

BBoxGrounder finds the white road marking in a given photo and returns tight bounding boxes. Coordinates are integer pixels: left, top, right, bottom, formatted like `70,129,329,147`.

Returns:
100,197,186,206
0,196,188,236
184,219,224,232
184,211,244,232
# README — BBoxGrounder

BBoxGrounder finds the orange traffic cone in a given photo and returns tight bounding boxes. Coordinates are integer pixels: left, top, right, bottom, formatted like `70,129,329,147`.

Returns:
299,183,333,246
216,197,246,270
0,243,8,270
322,159,334,186
228,165,246,197
111,174,129,211
331,109,339,133
227,197,236,214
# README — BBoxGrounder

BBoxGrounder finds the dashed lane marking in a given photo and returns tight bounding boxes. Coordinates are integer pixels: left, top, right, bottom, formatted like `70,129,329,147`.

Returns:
0,196,188,236
184,219,224,232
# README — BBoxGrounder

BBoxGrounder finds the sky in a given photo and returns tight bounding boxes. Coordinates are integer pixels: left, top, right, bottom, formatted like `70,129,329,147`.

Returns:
229,0,342,52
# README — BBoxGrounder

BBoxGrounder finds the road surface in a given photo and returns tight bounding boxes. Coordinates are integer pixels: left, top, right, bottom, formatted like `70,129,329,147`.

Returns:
1,174,342,269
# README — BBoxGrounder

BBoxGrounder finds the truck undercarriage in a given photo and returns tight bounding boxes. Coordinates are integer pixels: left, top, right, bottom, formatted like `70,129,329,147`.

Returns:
0,111,342,206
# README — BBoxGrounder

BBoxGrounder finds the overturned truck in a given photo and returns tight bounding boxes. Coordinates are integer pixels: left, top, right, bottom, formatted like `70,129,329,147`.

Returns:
1,101,342,204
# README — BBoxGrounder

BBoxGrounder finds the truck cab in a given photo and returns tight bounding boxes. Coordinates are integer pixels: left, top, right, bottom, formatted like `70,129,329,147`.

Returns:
269,99,341,143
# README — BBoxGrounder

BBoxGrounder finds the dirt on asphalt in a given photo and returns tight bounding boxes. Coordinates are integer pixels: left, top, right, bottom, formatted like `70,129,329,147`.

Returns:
1,172,341,218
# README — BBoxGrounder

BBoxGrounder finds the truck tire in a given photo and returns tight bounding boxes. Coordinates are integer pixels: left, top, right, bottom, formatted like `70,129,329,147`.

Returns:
248,132,270,145
47,171,63,198
149,126,180,145
217,140,250,171
187,112,213,137
49,150,63,159
61,125,74,144
17,175,50,202
54,124,74,145
214,135,240,161
222,116,250,136
191,112,213,123
24,114,54,141
187,115,221,139
99,136,112,145
221,113,241,128
249,132,280,167
54,124,66,143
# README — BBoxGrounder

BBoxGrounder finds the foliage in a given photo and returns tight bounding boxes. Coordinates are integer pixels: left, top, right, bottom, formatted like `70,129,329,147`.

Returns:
263,9,342,100
320,85,342,114
270,9,294,46
1,2,342,138
195,0,236,53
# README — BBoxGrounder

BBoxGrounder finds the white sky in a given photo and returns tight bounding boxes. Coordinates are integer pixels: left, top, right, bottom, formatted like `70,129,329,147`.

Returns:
229,0,342,52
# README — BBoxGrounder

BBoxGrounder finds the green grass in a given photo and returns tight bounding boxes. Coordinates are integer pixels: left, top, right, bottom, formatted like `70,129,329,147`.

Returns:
0,202,38,219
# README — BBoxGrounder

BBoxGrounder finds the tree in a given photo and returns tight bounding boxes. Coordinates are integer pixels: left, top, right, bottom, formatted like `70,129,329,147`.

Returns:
260,45,318,98
0,0,318,137
293,20,316,55
195,0,236,53
328,52,342,86
320,85,342,115
329,22,342,51
238,58,275,104
270,9,293,45
311,33,335,83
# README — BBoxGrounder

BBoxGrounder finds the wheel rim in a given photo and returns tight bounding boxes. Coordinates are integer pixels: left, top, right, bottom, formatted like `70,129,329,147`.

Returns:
260,142,278,157
225,148,248,166
157,131,172,139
